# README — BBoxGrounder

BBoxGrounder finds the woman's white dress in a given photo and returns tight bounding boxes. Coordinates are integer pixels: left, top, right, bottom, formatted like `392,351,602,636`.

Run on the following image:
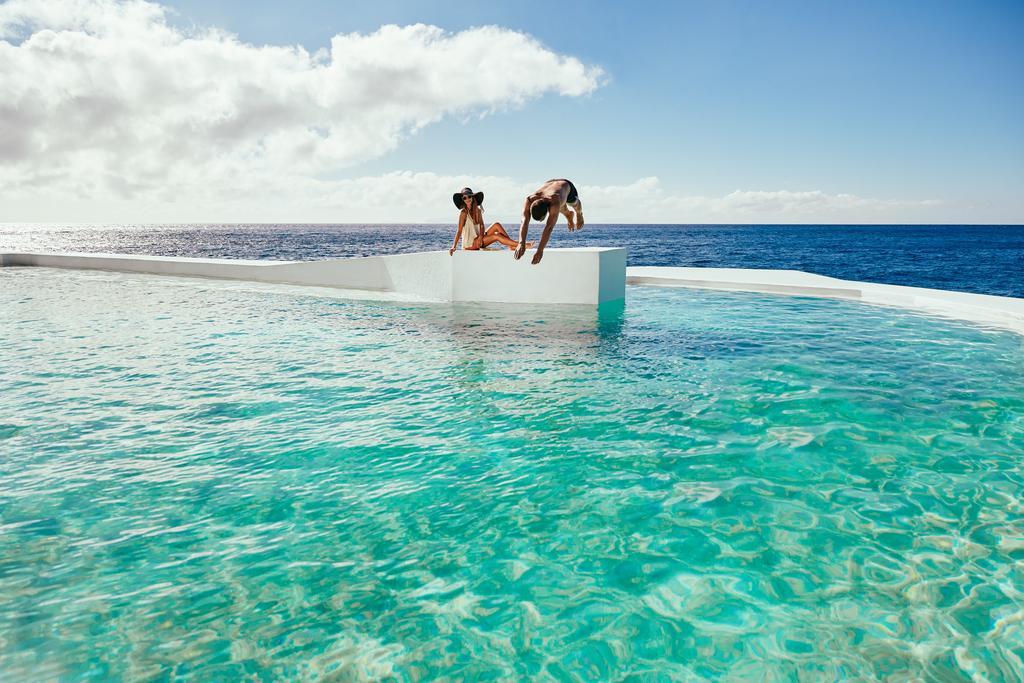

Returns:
462,209,483,250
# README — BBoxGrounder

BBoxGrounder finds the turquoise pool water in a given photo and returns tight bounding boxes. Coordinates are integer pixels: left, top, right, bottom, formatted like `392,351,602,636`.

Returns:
1,268,1023,680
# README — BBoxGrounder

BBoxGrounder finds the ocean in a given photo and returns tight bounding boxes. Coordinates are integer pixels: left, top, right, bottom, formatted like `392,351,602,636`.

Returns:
2,223,1021,298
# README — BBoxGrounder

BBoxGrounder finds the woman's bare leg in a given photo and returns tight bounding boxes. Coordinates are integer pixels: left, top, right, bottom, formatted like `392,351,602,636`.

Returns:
484,223,532,250
482,233,517,249
483,233,533,249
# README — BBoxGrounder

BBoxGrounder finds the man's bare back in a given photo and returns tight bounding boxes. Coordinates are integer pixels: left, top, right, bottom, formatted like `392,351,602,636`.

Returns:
514,178,585,264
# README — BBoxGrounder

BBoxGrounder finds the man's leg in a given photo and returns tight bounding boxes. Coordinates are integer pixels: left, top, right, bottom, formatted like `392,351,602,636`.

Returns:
560,206,577,231
570,200,584,230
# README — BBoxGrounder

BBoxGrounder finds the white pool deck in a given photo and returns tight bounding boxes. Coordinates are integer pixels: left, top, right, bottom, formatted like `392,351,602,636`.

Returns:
2,250,1023,334
628,266,1024,334
0,248,627,306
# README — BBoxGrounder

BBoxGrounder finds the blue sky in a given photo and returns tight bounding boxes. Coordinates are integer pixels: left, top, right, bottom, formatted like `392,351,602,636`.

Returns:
163,0,1024,217
1,0,1021,222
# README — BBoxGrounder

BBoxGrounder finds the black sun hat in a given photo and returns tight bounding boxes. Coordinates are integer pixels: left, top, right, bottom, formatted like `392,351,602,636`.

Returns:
453,187,484,210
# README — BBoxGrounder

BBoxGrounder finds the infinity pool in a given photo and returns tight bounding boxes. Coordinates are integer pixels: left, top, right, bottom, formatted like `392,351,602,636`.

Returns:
2,268,1023,680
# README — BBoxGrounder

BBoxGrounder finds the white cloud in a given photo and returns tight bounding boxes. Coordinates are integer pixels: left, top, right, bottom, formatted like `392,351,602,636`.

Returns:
0,0,603,208
0,0,954,224
575,180,944,223
0,170,945,224
298,173,940,223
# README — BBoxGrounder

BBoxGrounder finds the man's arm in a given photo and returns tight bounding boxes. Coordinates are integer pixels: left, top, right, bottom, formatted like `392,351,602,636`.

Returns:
530,206,561,265
514,195,534,260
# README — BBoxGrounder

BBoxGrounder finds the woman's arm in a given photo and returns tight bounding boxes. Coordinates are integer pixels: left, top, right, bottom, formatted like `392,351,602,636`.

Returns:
450,211,466,255
471,207,485,248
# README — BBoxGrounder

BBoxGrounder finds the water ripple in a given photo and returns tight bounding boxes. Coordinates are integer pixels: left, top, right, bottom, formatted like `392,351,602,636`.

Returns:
1,268,1023,679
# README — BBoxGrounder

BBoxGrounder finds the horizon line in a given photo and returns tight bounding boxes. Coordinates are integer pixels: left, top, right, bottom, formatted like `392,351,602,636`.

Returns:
2,222,1023,228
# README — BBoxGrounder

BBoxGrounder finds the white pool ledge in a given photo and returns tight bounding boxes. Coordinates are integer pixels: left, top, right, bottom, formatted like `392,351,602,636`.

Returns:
2,252,1021,333
0,249,627,306
627,266,1024,335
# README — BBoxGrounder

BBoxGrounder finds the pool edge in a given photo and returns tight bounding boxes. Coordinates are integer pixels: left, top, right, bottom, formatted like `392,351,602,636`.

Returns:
626,266,1024,335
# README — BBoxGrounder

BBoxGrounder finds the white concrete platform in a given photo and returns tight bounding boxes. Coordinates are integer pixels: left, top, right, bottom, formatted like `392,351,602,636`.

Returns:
0,248,627,306
627,266,1024,334
3,251,1020,333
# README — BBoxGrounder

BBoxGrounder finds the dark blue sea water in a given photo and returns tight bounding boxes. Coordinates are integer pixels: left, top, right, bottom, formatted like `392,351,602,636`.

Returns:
2,224,1021,298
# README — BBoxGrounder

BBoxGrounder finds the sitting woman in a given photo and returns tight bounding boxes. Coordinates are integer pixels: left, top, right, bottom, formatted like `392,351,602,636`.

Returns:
448,187,522,255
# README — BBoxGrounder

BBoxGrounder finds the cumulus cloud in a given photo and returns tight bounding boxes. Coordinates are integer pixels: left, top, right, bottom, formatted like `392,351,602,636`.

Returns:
0,0,604,204
1,171,940,224
575,179,942,222
0,0,949,224
371,174,940,224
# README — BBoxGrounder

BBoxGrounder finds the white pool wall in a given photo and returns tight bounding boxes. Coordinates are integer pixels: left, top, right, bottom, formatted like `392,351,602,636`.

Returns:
628,267,1024,334
0,248,627,306
2,250,1021,333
